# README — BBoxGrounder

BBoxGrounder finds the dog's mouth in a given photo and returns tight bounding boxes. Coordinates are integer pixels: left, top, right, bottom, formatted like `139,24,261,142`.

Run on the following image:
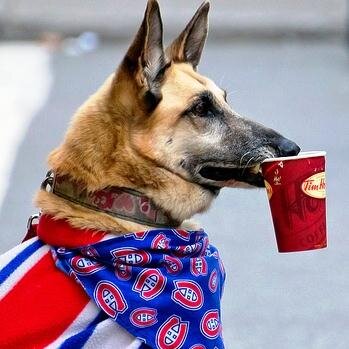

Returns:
198,164,264,188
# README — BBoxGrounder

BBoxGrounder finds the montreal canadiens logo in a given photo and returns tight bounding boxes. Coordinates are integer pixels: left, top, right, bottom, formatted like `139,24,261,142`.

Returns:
200,310,221,339
200,236,210,253
172,280,204,310
151,233,170,250
156,315,189,349
206,250,219,259
162,255,183,274
174,243,201,257
130,307,158,328
112,247,151,266
70,256,104,275
112,248,151,281
80,246,99,258
130,230,149,240
133,269,166,300
94,281,127,319
190,257,208,276
56,247,72,255
208,269,218,293
172,229,191,241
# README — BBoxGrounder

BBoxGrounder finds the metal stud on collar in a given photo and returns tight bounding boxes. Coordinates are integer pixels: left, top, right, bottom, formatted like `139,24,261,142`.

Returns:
41,170,55,192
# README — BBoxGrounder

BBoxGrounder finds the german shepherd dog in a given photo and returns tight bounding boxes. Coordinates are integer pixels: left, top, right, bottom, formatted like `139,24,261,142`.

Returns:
1,0,300,347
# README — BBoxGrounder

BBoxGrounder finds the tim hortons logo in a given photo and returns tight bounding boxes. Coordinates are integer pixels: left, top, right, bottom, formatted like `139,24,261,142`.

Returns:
301,172,326,199
171,280,204,310
190,257,208,276
70,256,104,275
133,269,167,300
156,315,189,349
94,281,128,319
162,255,183,274
200,310,221,339
130,307,158,328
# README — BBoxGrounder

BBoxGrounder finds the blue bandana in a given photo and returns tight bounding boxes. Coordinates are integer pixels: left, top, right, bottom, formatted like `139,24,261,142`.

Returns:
53,228,225,348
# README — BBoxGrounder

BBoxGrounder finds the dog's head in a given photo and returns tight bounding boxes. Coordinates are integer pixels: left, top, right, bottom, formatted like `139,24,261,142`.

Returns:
112,0,299,195
48,0,300,223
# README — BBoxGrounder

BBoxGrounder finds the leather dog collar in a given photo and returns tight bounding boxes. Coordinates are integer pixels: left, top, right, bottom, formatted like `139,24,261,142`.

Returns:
41,171,179,228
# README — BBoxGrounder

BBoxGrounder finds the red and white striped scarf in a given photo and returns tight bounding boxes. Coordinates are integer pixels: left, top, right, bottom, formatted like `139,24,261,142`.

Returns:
0,215,142,349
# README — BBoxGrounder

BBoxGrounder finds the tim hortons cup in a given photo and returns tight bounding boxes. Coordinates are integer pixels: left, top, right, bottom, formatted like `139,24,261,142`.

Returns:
261,151,327,253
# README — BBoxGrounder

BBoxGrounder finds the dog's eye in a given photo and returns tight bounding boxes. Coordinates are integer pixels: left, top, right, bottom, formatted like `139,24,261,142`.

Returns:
205,109,215,118
191,101,214,118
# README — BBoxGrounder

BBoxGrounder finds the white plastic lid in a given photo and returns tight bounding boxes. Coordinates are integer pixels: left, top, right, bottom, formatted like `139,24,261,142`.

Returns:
262,151,326,163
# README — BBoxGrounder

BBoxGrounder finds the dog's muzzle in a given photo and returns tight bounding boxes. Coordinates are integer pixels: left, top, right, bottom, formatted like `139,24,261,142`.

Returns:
191,136,300,189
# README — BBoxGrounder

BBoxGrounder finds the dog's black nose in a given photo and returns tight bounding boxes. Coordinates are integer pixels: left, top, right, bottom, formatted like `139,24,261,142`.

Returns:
276,138,301,157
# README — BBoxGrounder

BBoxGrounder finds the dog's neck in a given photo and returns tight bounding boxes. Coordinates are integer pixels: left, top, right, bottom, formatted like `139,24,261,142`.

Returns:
35,179,206,234
35,162,213,234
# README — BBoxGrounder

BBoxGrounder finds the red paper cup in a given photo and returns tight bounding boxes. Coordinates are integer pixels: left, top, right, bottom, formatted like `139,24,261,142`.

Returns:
261,151,327,253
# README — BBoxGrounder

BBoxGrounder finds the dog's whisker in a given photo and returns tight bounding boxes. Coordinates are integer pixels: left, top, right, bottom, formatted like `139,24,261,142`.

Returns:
239,150,253,167
242,155,257,175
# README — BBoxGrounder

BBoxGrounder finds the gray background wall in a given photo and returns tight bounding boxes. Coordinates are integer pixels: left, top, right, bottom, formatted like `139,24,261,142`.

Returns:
0,0,346,40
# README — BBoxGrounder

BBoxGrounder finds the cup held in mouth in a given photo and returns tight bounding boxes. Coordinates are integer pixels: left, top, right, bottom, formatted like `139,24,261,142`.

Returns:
261,151,327,253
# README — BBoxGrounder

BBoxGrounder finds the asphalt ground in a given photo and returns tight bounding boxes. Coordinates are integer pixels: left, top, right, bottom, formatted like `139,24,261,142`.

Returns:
0,39,348,348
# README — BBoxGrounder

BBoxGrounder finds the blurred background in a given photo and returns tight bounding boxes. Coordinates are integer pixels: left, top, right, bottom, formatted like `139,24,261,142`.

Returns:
0,0,348,348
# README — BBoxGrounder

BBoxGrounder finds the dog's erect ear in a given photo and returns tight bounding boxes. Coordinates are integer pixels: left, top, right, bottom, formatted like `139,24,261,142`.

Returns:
122,0,166,111
166,1,210,69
